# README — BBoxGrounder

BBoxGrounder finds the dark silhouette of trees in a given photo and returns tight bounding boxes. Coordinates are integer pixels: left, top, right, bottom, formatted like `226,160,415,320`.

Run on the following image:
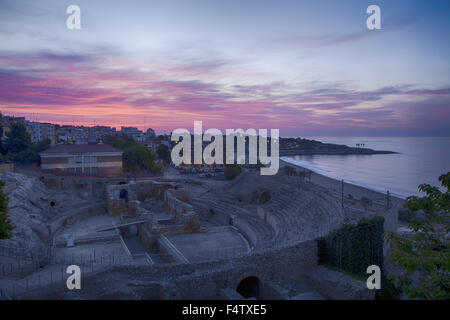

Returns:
0,180,12,239
385,172,449,300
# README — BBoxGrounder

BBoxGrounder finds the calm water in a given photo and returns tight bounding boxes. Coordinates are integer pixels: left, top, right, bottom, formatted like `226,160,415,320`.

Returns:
283,137,450,198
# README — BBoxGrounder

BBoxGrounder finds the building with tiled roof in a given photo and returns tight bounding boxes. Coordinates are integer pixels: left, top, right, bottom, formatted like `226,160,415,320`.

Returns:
39,143,123,176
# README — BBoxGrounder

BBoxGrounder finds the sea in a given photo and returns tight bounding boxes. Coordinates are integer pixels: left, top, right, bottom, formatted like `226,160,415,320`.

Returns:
282,137,450,199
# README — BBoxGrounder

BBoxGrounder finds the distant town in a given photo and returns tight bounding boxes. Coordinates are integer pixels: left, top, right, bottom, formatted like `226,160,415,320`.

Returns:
0,113,394,156
0,113,168,151
0,112,396,181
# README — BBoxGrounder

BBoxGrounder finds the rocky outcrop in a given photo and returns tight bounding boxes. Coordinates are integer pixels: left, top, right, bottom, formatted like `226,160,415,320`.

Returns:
0,172,52,253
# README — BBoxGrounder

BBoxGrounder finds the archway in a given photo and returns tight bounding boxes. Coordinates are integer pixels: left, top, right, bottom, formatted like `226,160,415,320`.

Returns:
236,276,261,299
119,189,129,202
259,191,271,204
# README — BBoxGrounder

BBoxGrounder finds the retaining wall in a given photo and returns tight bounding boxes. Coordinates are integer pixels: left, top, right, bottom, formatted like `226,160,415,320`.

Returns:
107,239,318,299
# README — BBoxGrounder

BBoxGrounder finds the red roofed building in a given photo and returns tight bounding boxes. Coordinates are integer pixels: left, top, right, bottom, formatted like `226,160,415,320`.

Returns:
39,144,123,176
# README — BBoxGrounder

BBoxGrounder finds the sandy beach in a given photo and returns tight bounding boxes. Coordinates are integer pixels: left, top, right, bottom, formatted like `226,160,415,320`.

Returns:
280,158,404,233
280,158,404,203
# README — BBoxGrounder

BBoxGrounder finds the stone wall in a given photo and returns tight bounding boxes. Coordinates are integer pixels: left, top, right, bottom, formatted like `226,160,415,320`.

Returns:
164,189,200,232
304,266,374,300
23,172,120,198
106,180,179,216
50,201,107,237
108,239,318,299
137,224,156,252
0,163,14,172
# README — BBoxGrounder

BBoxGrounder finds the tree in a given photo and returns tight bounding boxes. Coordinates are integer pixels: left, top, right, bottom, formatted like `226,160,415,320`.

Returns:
4,123,31,154
32,139,51,167
106,135,163,178
2,124,50,165
385,172,449,300
32,139,51,154
0,180,13,239
106,134,135,151
157,144,171,164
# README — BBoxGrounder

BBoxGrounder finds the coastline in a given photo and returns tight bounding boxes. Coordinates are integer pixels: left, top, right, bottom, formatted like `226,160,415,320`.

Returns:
280,157,405,202
279,149,396,156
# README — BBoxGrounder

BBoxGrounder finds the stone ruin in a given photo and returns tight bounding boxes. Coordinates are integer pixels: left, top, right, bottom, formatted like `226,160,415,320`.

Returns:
106,180,200,230
0,167,401,300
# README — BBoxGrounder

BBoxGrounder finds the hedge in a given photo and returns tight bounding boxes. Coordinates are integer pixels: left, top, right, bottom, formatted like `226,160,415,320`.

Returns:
317,216,384,277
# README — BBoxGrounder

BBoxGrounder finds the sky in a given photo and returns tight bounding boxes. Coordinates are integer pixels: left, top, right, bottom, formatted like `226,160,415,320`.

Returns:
0,0,449,136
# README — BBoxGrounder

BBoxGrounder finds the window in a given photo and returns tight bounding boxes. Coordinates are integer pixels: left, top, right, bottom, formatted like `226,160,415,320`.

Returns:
68,156,82,165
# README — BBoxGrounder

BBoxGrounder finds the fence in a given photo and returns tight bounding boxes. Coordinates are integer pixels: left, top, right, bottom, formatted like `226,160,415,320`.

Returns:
334,179,405,214
283,165,403,213
2,263,109,298
0,244,52,277
0,244,255,298
1,248,139,277
0,245,40,261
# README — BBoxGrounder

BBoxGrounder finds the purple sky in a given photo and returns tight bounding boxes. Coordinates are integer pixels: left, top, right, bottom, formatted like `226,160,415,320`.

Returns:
0,0,449,136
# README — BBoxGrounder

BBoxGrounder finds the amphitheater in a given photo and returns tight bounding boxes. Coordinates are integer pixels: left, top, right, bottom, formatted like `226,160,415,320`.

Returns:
0,164,400,300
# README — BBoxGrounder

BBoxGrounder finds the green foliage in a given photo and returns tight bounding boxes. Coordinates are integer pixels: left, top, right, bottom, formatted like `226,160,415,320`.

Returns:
7,150,37,164
106,134,135,151
31,139,51,154
322,264,366,282
317,216,385,277
385,172,449,300
157,144,171,163
2,124,50,165
224,164,242,180
375,276,400,300
105,135,163,176
4,123,31,154
0,180,13,239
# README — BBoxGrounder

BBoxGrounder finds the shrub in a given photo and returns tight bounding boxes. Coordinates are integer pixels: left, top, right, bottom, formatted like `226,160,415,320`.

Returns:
385,172,450,300
375,276,400,300
224,164,242,180
0,180,13,239
317,216,384,277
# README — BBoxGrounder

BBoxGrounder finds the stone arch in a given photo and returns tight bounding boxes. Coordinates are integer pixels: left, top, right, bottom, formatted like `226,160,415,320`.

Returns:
236,276,262,299
119,189,129,202
259,191,271,204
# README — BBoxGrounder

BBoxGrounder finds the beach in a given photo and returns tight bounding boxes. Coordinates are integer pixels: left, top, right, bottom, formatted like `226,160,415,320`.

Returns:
280,158,405,232
281,159,402,201
286,137,450,198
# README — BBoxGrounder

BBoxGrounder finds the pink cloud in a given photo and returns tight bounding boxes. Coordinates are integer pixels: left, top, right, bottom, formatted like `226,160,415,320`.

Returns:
0,51,449,136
